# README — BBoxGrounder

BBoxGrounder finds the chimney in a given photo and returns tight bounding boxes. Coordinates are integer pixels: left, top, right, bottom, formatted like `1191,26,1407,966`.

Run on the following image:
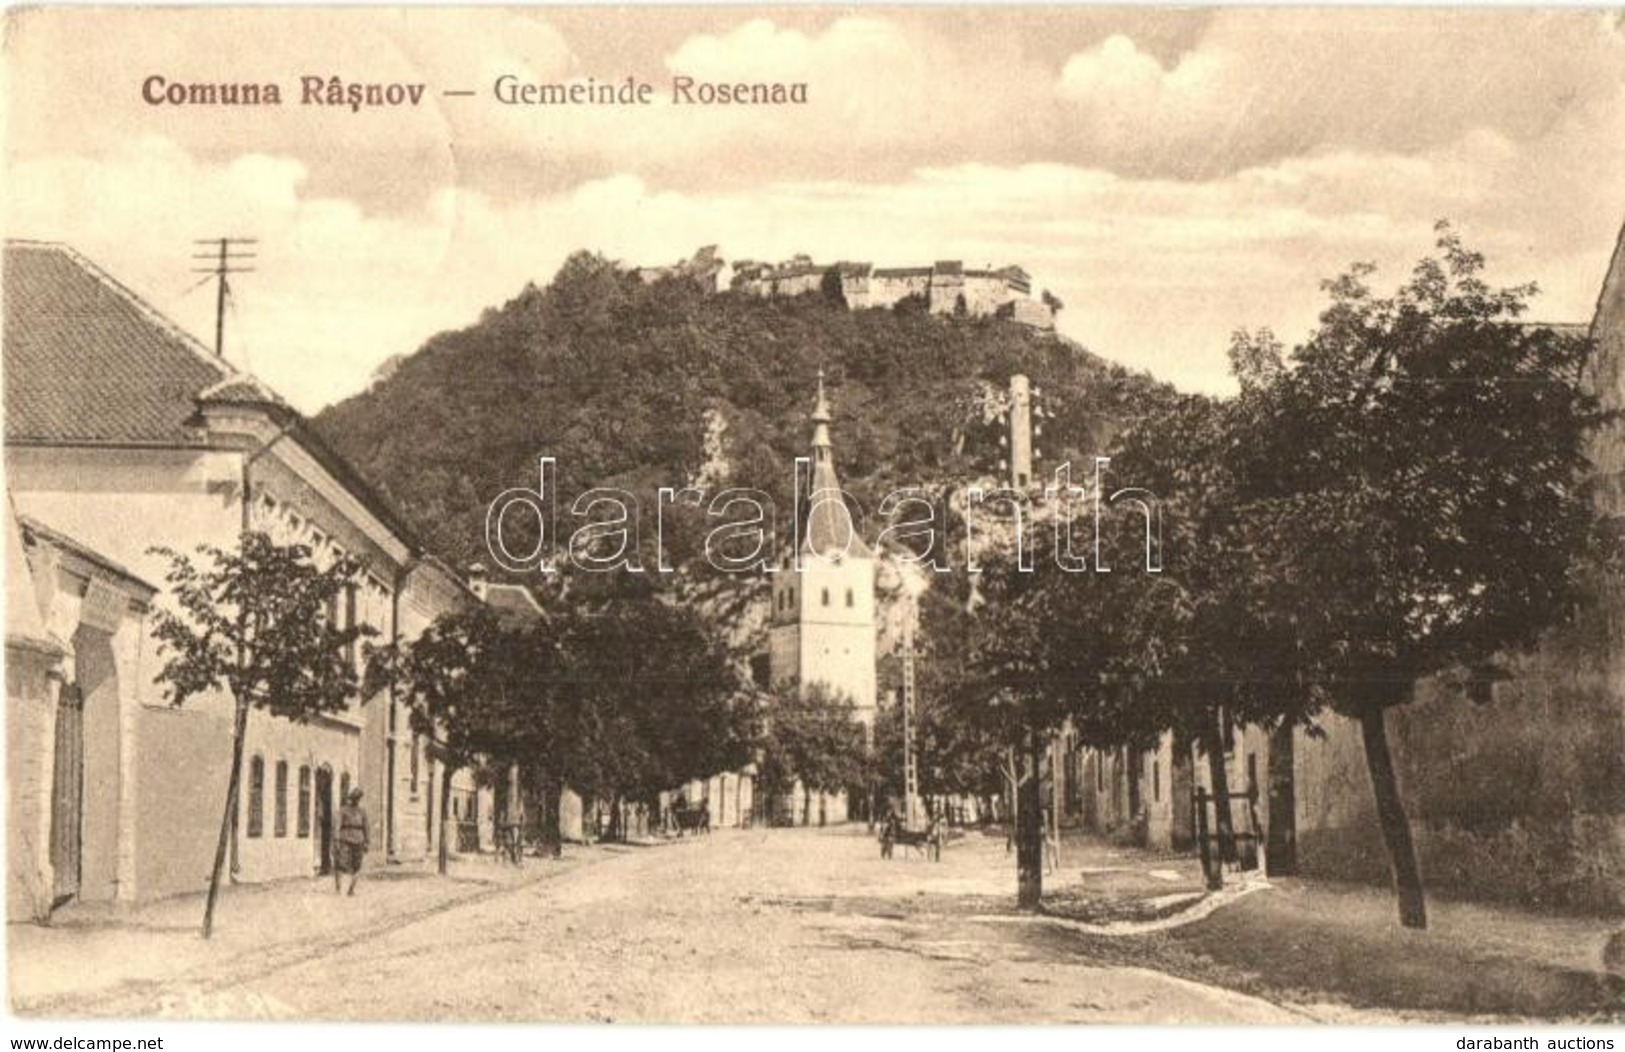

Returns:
467,562,489,602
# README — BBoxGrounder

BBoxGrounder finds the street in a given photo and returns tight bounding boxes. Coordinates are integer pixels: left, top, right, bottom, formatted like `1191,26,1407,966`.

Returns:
22,826,1327,1024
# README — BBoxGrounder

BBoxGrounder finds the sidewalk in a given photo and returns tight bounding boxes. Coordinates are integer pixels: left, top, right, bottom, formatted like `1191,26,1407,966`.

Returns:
1037,828,1625,1021
8,850,563,1015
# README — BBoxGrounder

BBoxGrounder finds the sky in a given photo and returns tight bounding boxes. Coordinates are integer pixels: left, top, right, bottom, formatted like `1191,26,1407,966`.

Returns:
3,6,1623,412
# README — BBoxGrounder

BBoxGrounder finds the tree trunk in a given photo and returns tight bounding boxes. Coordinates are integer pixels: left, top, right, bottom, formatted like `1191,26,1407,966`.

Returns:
609,793,624,842
802,784,811,826
1016,727,1044,910
437,764,454,875
542,778,563,858
202,699,251,938
1125,746,1145,846
1359,705,1427,929
1266,723,1299,876
1201,713,1234,890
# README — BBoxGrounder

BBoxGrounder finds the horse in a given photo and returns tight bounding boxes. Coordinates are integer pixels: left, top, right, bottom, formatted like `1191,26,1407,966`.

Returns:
674,804,711,837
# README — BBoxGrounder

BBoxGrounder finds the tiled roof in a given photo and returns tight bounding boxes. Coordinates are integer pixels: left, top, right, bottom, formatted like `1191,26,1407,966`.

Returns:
4,241,233,445
198,373,289,409
801,381,871,560
484,582,545,620
3,241,426,554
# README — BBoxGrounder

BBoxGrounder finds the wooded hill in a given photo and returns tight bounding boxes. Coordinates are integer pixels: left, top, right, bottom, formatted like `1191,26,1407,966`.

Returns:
312,251,1175,587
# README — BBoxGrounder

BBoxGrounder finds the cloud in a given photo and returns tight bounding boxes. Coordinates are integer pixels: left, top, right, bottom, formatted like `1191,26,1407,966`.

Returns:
9,124,1618,413
1053,10,1625,177
1057,33,1219,103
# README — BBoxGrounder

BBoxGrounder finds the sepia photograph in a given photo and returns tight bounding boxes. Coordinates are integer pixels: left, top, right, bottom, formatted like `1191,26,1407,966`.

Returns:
2,3,1623,1033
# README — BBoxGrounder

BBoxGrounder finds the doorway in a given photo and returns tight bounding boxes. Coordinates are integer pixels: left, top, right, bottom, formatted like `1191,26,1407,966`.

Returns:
314,765,334,875
49,684,85,906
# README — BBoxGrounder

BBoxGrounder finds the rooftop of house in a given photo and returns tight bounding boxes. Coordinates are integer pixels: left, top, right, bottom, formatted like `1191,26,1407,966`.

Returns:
483,581,546,620
2,239,422,555
3,240,232,446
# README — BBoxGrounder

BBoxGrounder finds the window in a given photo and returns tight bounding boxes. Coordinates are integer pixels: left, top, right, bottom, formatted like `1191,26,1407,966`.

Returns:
340,771,351,807
846,588,854,608
247,755,265,838
821,587,830,606
297,766,311,838
274,760,289,837
1247,752,1258,795
1152,760,1161,803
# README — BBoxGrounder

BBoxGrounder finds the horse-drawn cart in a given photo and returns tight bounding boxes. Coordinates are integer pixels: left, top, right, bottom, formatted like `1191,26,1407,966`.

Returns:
879,815,944,861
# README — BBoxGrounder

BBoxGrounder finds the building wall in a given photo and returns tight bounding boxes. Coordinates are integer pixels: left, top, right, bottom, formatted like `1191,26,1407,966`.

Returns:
7,442,410,901
73,624,122,901
1295,622,1625,913
228,717,363,888
1011,297,1056,330
1292,234,1625,914
960,275,1016,316
928,273,965,315
7,644,62,921
793,555,878,724
868,272,930,309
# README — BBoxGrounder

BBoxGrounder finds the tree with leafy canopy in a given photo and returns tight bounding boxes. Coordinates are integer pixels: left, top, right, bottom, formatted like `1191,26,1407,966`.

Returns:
553,597,752,839
150,532,374,938
1103,389,1316,886
1227,223,1612,928
366,607,535,873
759,682,869,827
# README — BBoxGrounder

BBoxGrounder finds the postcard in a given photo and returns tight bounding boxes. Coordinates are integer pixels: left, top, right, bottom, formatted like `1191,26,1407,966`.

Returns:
4,5,1623,1027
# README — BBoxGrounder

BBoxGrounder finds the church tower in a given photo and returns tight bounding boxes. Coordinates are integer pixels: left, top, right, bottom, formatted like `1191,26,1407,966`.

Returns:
768,371,879,728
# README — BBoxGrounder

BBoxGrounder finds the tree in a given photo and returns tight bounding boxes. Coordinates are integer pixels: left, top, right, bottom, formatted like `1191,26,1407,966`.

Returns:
150,532,374,937
1228,224,1612,928
759,682,869,826
555,598,751,838
366,607,532,873
1104,390,1314,886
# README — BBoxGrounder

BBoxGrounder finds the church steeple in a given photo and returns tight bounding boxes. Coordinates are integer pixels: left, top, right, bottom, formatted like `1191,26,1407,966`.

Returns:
803,368,870,559
811,367,833,459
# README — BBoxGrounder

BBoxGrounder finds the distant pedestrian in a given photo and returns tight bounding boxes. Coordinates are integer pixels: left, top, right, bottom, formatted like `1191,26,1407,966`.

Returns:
335,788,369,895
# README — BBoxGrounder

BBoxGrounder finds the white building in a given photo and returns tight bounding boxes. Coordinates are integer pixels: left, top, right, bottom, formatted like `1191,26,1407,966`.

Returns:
766,374,878,824
3,241,475,914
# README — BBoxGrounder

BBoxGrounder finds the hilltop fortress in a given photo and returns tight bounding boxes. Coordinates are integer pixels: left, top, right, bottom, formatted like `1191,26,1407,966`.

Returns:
634,247,1062,331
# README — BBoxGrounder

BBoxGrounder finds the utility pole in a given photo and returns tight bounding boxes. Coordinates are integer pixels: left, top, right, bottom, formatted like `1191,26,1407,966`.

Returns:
1002,373,1056,906
901,601,920,830
192,238,257,360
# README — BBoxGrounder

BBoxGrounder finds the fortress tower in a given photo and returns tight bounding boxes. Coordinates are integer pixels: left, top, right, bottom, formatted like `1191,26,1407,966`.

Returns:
768,372,879,728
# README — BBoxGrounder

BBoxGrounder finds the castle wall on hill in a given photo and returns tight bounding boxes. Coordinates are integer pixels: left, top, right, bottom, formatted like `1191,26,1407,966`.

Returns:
726,254,1056,328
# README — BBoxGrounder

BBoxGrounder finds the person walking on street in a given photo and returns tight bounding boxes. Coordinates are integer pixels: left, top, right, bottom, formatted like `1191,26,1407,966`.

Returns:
335,788,370,896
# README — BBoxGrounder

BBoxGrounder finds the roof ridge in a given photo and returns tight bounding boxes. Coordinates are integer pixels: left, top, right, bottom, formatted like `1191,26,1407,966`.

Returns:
6,240,235,381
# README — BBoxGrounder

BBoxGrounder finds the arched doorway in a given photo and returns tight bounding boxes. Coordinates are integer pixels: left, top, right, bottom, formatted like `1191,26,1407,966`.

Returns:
314,765,334,875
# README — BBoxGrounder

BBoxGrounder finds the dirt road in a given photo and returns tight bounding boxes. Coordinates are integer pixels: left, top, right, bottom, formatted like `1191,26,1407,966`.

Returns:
185,826,1306,1023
